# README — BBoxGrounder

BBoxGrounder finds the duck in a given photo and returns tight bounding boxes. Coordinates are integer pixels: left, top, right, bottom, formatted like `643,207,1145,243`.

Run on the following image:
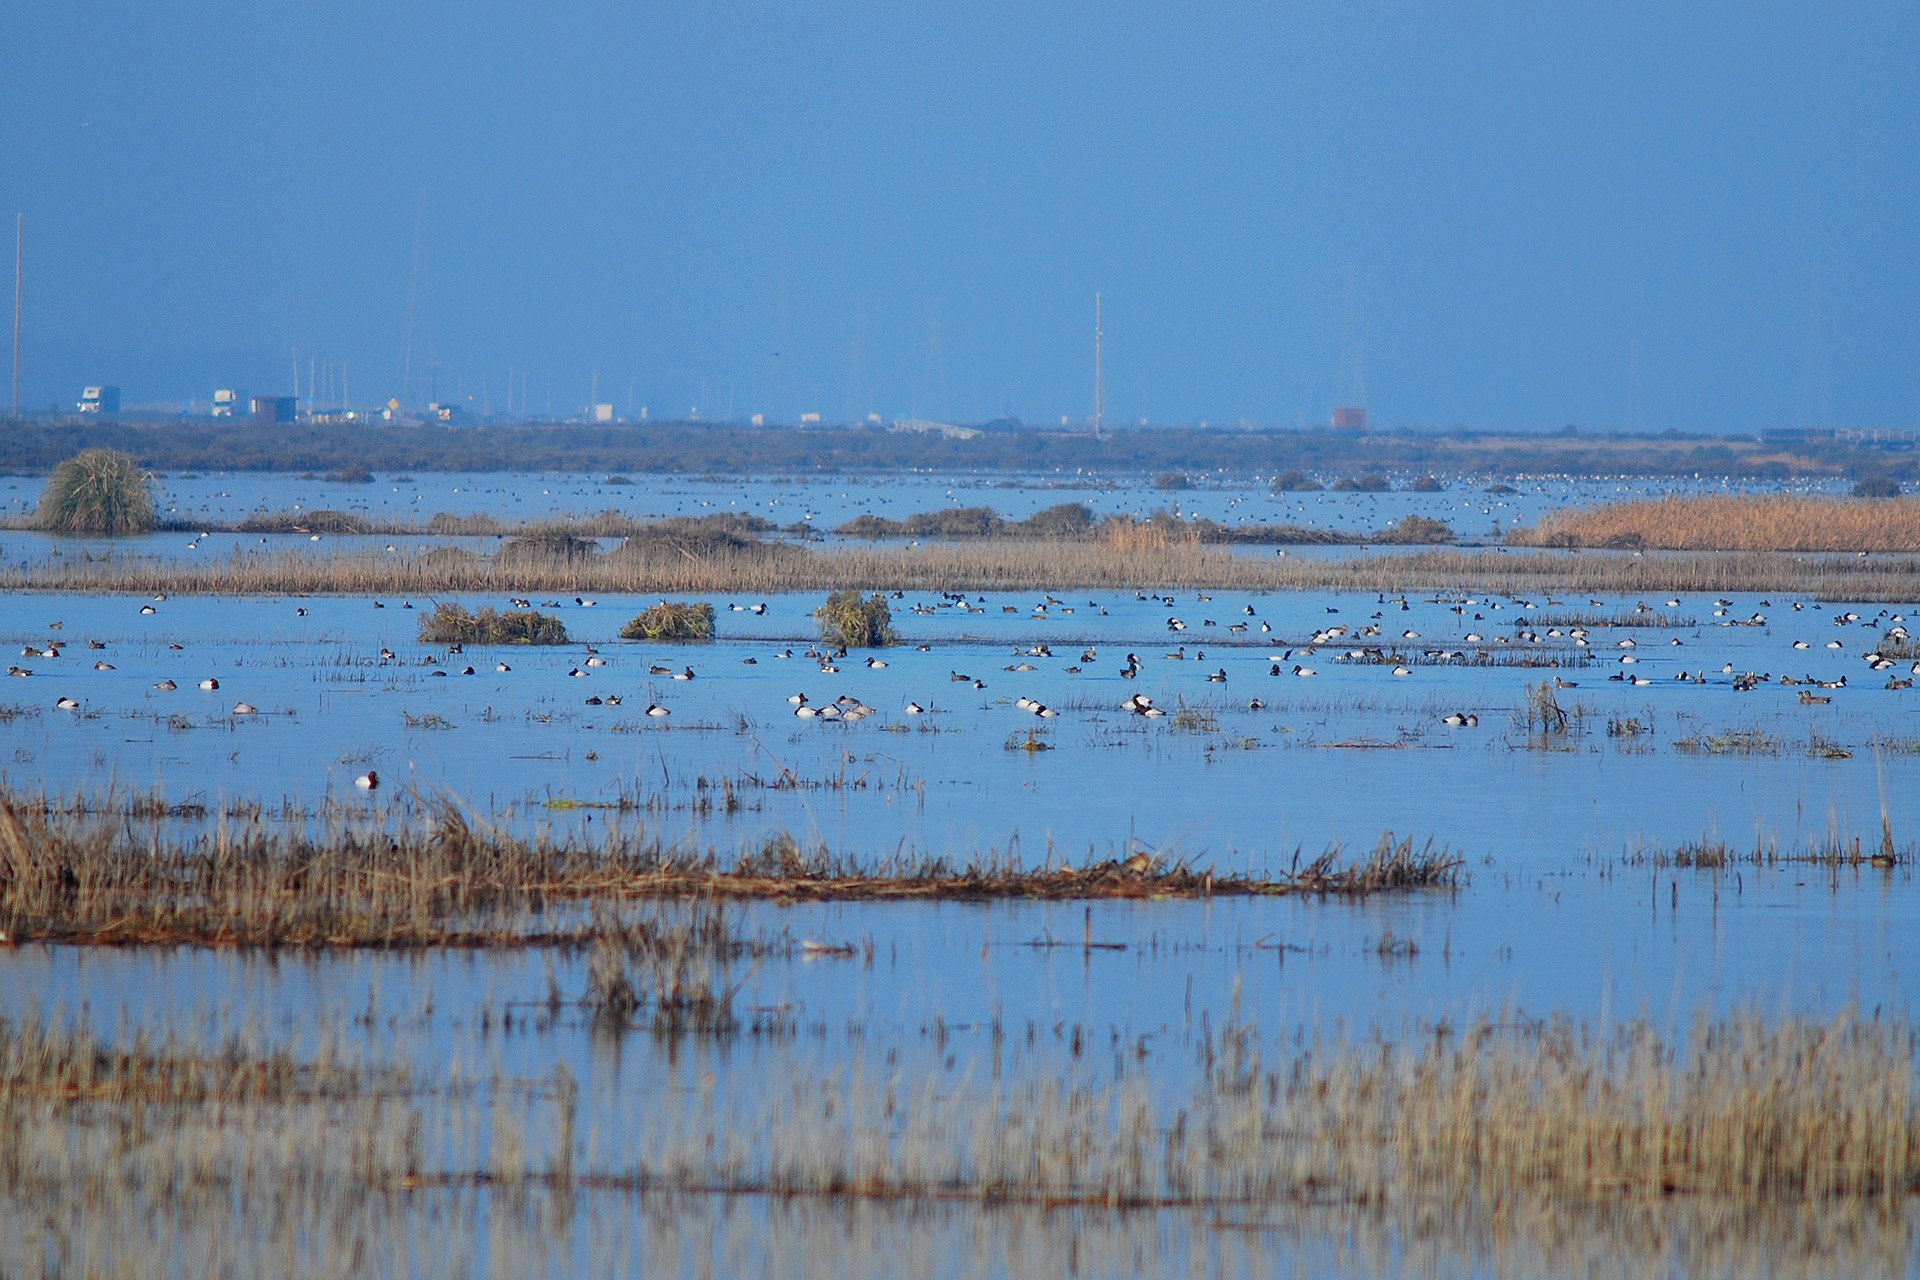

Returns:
93,661,114,671
139,605,156,615
199,678,219,690
673,667,695,680
903,702,924,714
55,696,78,710
232,701,257,715
153,679,177,692
496,662,511,673
646,703,671,718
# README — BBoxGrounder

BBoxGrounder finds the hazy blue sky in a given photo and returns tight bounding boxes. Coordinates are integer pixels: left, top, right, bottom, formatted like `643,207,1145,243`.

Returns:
3,2,1916,430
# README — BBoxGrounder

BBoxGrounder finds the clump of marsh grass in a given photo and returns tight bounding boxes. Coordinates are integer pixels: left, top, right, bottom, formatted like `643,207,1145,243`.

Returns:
579,903,772,1036
1520,680,1571,734
619,600,715,641
0,785,1455,946
418,602,569,645
814,589,894,647
34,448,155,535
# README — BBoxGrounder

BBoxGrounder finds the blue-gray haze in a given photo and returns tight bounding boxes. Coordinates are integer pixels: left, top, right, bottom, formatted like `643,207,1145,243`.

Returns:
2,2,1916,431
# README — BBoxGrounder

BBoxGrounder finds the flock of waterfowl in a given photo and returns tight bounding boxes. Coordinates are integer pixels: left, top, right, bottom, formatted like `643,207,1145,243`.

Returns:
8,590,1912,775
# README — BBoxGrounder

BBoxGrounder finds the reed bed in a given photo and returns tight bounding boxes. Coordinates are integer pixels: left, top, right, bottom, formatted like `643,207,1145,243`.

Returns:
4,1004,1917,1278
9,541,1920,598
0,791,1457,946
1513,494,1920,552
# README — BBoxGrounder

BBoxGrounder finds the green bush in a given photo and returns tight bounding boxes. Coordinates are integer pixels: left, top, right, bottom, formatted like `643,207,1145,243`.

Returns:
418,603,570,645
620,601,716,641
1854,475,1903,498
813,589,894,648
35,448,156,535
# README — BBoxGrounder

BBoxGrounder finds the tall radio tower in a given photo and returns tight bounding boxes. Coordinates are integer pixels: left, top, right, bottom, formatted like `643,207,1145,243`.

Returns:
1331,266,1368,430
1623,339,1645,432
1093,292,1103,438
11,214,21,420
1799,267,1836,429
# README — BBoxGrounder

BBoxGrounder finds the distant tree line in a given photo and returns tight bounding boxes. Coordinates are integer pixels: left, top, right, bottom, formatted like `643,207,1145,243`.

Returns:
0,419,1911,480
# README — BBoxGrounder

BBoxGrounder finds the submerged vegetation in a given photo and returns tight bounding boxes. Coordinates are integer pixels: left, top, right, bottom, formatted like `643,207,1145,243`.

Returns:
4,999,1917,1278
34,448,156,536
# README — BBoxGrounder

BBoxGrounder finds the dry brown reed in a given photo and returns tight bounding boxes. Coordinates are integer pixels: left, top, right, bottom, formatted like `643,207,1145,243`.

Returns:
1513,494,1920,552
9,541,1920,598
3,996,1918,1276
0,790,1457,947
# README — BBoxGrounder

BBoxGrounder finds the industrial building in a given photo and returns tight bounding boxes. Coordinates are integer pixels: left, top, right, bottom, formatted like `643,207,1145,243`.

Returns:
77,385,120,414
250,396,297,424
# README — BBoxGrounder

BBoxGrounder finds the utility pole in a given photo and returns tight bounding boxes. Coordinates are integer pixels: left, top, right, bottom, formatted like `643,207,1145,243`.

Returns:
1094,292,1103,438
1623,339,1644,433
11,213,21,420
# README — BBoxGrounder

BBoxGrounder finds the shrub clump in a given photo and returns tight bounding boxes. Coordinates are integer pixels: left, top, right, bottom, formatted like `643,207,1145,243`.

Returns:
1408,474,1447,492
1330,472,1392,493
1271,469,1323,492
418,603,569,645
813,589,894,648
36,448,156,535
497,528,601,567
620,601,716,641
322,462,375,484
1014,502,1098,538
1373,515,1456,544
1854,474,1903,498
1152,472,1195,490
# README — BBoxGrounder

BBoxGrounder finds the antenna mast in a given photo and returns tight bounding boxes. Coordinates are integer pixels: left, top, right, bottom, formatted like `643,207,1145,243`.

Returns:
11,214,21,420
1094,292,1102,438
1799,266,1836,429
1623,339,1644,432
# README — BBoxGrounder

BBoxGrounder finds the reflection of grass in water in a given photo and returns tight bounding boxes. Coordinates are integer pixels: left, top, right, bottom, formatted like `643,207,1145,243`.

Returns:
1673,726,1780,755
9,1006,1920,1277
1616,829,1904,868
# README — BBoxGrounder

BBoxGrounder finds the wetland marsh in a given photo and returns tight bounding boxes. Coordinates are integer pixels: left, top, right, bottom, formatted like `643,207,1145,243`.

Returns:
4,465,1920,1278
